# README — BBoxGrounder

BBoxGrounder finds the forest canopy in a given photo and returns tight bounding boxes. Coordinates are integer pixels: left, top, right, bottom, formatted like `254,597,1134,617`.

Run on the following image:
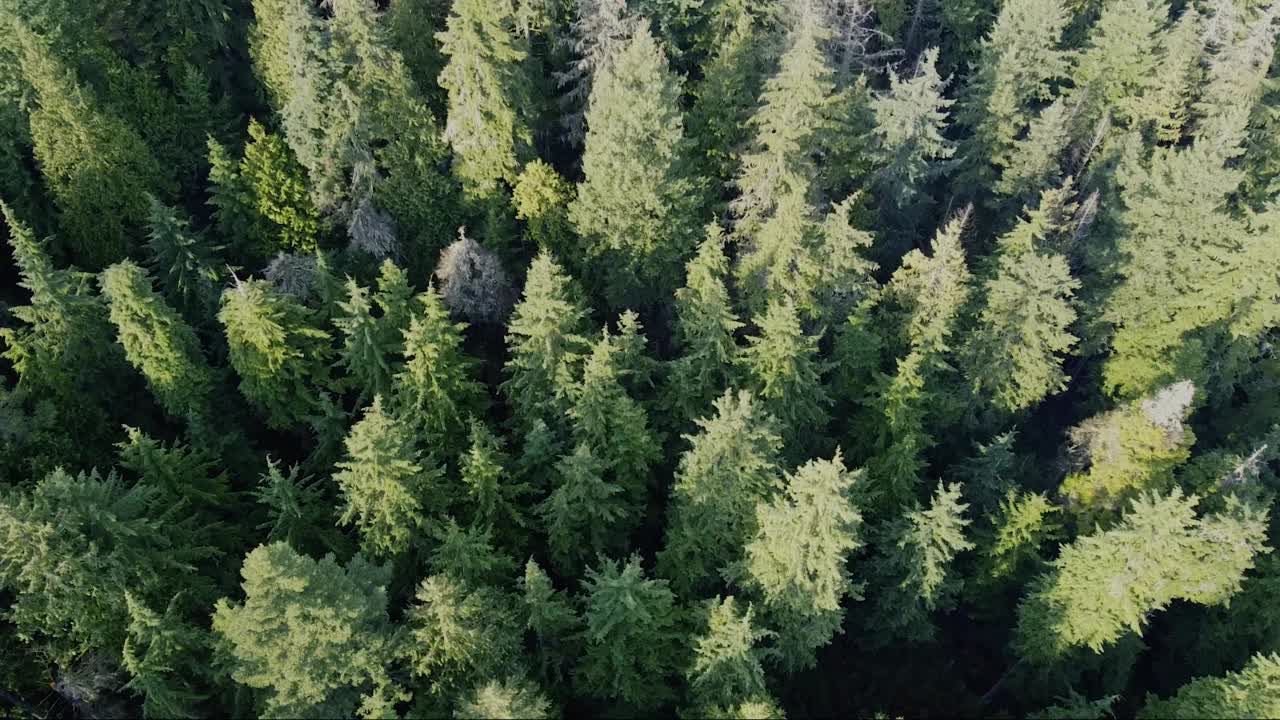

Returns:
1,0,1280,718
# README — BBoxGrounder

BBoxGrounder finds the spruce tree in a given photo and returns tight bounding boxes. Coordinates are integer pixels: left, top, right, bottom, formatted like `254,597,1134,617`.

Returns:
459,420,531,539
238,118,323,255
738,452,864,671
961,192,1080,415
869,46,955,212
253,458,341,556
738,298,832,459
455,678,554,719
1015,490,1270,664
568,23,700,308
521,559,581,688
977,489,1061,590
121,593,209,719
993,99,1071,206
686,7,767,192
144,197,223,325
405,573,523,700
577,556,684,710
13,24,164,268
219,278,333,429
333,280,393,402
555,0,639,144
501,252,592,437
333,396,442,559
668,224,744,426
427,518,518,588
212,543,396,718
392,283,488,453
1138,652,1280,719
659,390,784,597
1145,6,1204,143
436,0,534,197
0,468,216,663
1070,0,1167,133
512,160,574,254
99,260,214,425
958,0,1071,191
865,481,973,646
539,442,630,575
686,596,774,713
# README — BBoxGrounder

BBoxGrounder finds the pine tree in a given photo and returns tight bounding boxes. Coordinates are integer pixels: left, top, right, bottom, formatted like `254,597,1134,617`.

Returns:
0,468,216,663
502,252,592,437
219,278,333,429
961,193,1080,415
121,593,208,719
869,47,955,211
738,452,864,671
405,573,523,699
539,442,630,575
99,260,214,424
13,24,164,268
958,0,1071,191
144,197,223,325
521,559,581,688
1060,381,1196,518
212,543,396,718
455,678,554,719
333,396,441,559
568,23,700,308
686,596,773,712
1138,652,1280,719
866,481,974,645
659,390,784,597
436,0,533,197
738,299,832,459
668,224,744,427
576,556,684,710
1015,490,1270,664
392,283,488,453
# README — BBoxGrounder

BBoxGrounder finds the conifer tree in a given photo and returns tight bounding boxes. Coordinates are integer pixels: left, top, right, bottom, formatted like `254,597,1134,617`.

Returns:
539,442,630,575
1070,0,1167,133
333,396,442,559
122,593,209,719
502,252,592,437
460,420,531,538
434,229,518,325
659,390,784,597
0,202,122,406
577,556,684,710
521,559,581,688
239,119,324,255
738,298,832,458
866,215,971,508
668,224,744,426
1015,490,1270,664
977,489,1061,591
1137,652,1280,719
13,24,164,268
1060,381,1196,518
961,193,1080,415
732,12,835,312
567,326,662,514
869,46,955,211
686,7,766,192
144,197,223,325
738,452,864,671
428,518,518,588
958,0,1071,190
568,23,700,308
253,458,340,556
436,0,533,197
555,0,638,144
0,468,216,663
99,260,215,425
686,596,773,712
219,278,333,429
512,160,574,254
865,481,973,646
1145,6,1204,143
406,573,523,699
212,543,396,718
455,678,554,719
334,281,392,403
994,99,1070,206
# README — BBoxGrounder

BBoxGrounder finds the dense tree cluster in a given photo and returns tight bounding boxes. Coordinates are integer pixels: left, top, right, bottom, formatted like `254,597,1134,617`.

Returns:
2,0,1280,717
